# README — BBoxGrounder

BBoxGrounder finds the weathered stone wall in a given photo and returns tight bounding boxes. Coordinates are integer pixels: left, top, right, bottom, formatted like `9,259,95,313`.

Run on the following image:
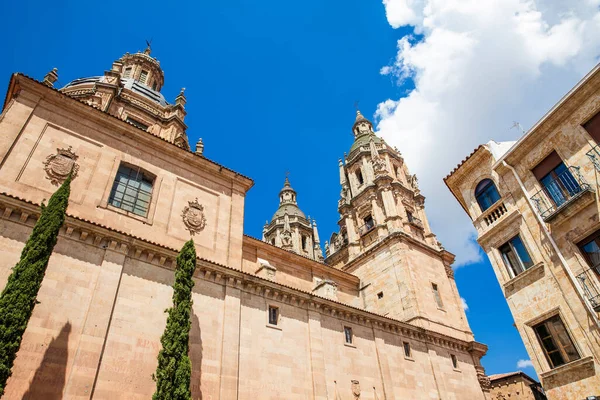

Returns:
0,217,487,399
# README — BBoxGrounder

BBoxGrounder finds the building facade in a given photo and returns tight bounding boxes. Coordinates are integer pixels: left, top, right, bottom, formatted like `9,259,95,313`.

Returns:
488,372,546,400
0,48,491,399
445,64,600,399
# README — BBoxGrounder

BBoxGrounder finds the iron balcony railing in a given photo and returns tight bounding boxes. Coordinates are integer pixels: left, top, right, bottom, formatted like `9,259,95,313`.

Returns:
530,166,591,220
587,144,600,172
576,262,600,312
357,218,376,236
408,213,423,229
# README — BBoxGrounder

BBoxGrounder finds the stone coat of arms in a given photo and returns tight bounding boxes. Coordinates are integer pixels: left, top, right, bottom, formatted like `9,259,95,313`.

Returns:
182,198,207,235
43,146,79,186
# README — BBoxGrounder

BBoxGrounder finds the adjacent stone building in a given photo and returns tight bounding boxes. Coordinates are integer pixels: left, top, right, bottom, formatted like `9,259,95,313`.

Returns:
488,372,546,400
445,64,600,398
0,47,491,399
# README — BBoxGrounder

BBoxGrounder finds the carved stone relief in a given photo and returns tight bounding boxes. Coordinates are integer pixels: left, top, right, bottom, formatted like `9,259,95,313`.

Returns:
181,198,207,235
351,380,361,399
43,146,79,186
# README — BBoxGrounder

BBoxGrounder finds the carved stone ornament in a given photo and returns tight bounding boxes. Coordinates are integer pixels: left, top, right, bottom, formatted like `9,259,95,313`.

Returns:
182,198,207,235
43,146,79,186
351,380,361,399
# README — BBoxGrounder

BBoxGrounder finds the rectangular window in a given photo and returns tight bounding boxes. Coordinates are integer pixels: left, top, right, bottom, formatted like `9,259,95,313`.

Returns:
451,354,458,369
499,235,534,277
139,70,149,84
108,165,154,217
268,306,279,326
432,283,443,308
123,67,132,78
578,230,600,274
363,214,374,231
532,151,580,207
403,342,411,358
302,235,307,251
344,326,353,344
584,110,600,144
125,117,149,131
356,169,364,185
533,315,580,369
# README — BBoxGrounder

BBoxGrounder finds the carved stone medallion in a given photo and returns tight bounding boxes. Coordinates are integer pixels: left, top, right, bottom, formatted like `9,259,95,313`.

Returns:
43,146,79,186
351,380,360,399
182,198,207,235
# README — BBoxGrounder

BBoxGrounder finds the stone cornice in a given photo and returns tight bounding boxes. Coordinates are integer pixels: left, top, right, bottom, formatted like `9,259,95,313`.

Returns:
3,74,254,193
0,192,479,354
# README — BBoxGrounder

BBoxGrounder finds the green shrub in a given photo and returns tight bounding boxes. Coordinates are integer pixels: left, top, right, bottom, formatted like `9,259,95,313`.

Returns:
152,239,197,400
0,174,71,397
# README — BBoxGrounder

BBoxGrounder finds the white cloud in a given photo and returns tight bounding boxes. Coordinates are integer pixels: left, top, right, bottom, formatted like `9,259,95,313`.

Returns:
517,359,534,369
377,0,600,266
460,297,469,311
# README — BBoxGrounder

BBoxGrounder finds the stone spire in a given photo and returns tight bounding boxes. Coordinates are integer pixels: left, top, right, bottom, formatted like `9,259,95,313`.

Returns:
313,220,324,261
352,109,374,138
43,68,58,88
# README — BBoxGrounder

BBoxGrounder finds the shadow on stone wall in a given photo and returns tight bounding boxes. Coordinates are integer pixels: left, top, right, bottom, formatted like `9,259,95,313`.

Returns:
22,321,72,400
190,310,203,400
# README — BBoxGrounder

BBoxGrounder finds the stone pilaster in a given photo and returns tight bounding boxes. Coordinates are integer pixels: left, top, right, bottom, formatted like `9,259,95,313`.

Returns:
219,278,242,399
307,307,328,400
65,242,127,398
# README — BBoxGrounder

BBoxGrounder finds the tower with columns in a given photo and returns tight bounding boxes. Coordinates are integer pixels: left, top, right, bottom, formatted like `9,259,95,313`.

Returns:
263,177,324,261
325,110,472,344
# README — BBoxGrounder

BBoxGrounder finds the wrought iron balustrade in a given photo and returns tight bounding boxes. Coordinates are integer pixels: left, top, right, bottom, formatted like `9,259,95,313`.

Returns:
357,219,376,236
576,262,600,312
530,166,591,220
587,144,600,172
408,214,423,229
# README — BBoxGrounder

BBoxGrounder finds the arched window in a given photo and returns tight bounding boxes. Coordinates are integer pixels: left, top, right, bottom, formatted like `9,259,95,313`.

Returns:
475,179,501,212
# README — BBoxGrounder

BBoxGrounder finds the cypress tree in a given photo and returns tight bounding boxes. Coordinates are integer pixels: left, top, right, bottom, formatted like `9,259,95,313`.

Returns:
0,174,72,397
153,239,197,400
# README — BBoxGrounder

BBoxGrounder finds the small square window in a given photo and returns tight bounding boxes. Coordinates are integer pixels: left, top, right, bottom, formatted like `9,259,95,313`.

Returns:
344,326,353,344
451,354,458,369
403,342,411,358
268,306,279,326
123,67,132,78
377,292,384,299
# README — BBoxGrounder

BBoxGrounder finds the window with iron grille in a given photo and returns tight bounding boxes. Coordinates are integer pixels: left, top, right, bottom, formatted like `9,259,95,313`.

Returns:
533,315,580,369
123,67,132,78
125,117,149,131
268,305,279,326
108,165,154,217
344,326,353,344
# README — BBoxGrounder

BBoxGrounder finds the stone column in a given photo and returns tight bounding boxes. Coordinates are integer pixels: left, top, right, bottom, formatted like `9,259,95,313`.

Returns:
65,240,128,398
219,278,242,399
308,305,328,400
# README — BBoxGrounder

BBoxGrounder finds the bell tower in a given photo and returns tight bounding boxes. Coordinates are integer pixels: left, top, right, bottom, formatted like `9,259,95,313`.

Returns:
263,177,324,261
325,110,473,342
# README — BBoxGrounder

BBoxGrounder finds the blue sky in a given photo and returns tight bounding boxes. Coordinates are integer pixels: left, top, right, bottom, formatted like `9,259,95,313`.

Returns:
5,0,599,381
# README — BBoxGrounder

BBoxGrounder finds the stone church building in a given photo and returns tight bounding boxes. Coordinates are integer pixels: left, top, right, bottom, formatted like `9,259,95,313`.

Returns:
0,48,491,399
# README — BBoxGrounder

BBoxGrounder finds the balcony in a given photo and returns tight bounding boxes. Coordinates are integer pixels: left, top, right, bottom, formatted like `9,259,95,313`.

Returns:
407,213,423,229
530,166,591,221
358,218,376,236
481,201,508,227
587,144,600,172
576,263,600,312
